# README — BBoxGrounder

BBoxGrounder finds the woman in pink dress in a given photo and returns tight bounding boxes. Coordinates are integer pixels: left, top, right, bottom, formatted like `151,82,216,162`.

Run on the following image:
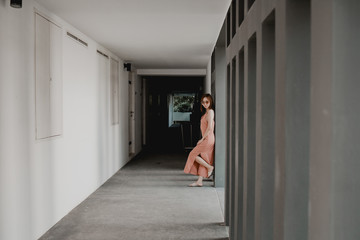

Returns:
184,93,215,187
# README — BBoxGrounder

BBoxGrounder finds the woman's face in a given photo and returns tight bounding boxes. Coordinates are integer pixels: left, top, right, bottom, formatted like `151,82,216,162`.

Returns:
201,97,210,110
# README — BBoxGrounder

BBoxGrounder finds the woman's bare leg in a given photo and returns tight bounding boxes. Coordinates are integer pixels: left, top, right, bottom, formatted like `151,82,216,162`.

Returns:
189,156,214,186
195,156,214,171
195,156,214,178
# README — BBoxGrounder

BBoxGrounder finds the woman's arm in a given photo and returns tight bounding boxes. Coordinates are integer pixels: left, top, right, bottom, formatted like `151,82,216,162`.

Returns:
197,110,214,144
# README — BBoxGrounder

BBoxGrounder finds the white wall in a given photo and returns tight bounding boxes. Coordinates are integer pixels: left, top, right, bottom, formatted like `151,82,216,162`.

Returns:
0,1,134,239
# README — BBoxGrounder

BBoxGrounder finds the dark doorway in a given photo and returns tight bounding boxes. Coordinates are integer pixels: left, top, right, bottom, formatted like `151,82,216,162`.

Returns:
144,76,203,153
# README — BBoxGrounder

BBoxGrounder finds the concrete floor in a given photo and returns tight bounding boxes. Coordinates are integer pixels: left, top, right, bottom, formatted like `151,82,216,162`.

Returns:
39,151,229,240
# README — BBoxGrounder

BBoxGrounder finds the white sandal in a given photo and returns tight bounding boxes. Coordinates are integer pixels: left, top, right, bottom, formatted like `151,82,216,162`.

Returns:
207,168,214,178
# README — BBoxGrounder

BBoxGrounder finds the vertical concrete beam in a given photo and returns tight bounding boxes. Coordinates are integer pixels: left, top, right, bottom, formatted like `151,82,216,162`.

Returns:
235,48,245,240
246,34,257,240
310,1,360,239
331,0,360,239
273,0,286,239
259,10,276,240
205,59,212,94
229,56,237,240
215,46,227,187
225,63,231,226
308,1,333,239
283,0,311,239
225,9,232,229
242,41,249,240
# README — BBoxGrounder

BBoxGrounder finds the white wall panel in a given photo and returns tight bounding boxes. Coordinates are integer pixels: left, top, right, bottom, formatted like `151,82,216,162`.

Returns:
35,14,51,138
110,58,119,125
49,20,63,136
35,13,62,139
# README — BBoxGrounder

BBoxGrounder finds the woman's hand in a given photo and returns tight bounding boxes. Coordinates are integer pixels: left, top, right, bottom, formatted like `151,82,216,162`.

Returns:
197,138,204,145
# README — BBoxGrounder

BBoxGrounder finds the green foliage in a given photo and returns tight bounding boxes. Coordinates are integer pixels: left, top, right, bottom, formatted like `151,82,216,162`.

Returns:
173,95,195,112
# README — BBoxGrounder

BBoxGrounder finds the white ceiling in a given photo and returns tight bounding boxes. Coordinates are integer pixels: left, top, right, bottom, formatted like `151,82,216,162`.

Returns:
35,0,231,69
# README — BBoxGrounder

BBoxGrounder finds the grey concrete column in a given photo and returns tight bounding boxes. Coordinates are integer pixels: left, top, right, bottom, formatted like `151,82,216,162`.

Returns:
229,56,237,240
234,48,245,240
273,0,287,239
225,11,231,230
215,46,227,188
205,60,211,94
259,10,276,240
245,34,257,240
310,1,360,239
283,0,311,240
308,1,333,239
225,63,231,227
331,0,360,239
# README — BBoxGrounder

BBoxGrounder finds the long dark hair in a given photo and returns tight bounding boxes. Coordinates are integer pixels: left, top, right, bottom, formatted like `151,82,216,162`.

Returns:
200,93,214,113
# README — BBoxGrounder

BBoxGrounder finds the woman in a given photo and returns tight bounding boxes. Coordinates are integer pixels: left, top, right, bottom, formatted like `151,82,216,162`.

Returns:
183,93,215,187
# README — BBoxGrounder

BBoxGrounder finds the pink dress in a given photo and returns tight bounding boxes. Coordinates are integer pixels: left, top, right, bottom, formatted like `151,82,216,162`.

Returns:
183,112,215,178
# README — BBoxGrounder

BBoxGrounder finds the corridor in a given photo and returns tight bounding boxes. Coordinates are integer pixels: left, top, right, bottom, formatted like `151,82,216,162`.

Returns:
2,0,360,239
39,152,228,240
